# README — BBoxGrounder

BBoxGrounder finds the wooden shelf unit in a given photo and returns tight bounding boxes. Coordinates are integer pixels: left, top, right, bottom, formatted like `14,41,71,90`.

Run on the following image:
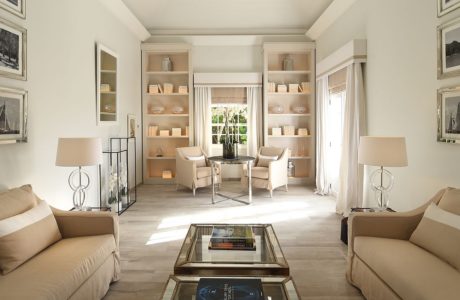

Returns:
141,44,193,184
263,42,316,185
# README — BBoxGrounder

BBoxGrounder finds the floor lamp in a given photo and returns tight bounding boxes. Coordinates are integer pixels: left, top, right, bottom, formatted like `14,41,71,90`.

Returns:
358,136,408,210
56,138,102,210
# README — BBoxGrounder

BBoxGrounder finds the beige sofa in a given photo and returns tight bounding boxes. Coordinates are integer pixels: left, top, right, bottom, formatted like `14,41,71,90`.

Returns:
347,188,460,300
0,186,120,300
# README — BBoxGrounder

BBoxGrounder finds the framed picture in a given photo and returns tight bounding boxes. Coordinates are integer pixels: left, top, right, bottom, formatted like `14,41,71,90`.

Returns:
0,18,26,80
437,18,460,79
127,114,136,138
437,86,460,144
0,87,27,144
438,0,460,17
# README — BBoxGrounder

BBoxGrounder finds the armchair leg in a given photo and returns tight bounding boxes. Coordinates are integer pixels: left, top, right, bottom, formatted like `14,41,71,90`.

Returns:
285,184,288,192
193,188,196,197
270,190,273,198
176,184,180,191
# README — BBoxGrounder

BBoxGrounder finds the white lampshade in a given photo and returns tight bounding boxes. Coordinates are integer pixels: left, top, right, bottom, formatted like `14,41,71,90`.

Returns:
358,136,408,167
56,138,102,167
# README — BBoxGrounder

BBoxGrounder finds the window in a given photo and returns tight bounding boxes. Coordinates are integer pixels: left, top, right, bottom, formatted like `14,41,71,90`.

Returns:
211,104,247,145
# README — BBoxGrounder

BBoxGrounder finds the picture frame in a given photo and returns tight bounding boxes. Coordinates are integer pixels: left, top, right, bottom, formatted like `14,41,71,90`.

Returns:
0,0,25,19
437,18,460,79
437,86,460,144
127,114,136,138
438,0,460,17
0,86,27,144
0,17,26,80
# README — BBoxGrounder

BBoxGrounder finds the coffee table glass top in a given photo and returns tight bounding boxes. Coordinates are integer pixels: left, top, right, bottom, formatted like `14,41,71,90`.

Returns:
161,275,300,300
174,224,289,276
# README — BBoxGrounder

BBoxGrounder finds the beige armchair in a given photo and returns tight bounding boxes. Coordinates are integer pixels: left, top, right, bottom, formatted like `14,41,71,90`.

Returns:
176,147,221,196
242,147,289,197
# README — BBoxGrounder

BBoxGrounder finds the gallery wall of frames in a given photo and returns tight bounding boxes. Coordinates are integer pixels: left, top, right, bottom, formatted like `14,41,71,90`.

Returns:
0,0,27,144
437,0,460,144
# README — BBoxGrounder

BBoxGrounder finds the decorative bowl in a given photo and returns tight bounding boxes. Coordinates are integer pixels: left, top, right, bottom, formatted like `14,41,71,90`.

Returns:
293,106,307,114
271,105,284,114
151,106,165,114
172,106,184,114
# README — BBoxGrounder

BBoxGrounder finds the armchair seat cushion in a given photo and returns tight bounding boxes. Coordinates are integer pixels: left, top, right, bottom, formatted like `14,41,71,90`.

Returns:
251,167,269,179
0,234,116,300
354,236,460,300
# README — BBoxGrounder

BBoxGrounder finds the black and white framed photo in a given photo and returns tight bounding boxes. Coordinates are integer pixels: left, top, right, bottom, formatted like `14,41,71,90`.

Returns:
437,18,460,79
437,86,460,144
0,87,27,144
438,0,460,17
0,18,26,80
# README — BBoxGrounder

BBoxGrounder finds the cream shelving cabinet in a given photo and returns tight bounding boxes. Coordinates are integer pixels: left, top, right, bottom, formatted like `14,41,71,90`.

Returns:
263,42,316,184
141,44,193,184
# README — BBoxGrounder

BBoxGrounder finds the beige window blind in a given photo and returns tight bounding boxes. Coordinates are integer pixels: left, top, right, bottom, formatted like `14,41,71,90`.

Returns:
328,67,347,94
211,87,247,104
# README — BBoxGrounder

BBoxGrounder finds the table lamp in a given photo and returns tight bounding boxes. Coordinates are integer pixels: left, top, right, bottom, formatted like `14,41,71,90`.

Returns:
358,136,408,210
56,137,102,210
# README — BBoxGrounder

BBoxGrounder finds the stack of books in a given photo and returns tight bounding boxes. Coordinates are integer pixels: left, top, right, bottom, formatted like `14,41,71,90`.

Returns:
208,225,256,251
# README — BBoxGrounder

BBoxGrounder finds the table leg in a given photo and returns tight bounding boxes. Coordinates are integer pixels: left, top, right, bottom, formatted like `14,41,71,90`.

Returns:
211,161,215,204
248,161,252,204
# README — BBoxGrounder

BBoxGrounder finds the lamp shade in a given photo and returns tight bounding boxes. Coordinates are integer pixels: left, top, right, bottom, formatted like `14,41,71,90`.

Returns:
358,136,408,167
56,138,102,167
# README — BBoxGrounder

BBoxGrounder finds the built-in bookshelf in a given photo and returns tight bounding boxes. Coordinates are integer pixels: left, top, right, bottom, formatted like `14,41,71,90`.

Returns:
263,42,316,184
141,44,193,184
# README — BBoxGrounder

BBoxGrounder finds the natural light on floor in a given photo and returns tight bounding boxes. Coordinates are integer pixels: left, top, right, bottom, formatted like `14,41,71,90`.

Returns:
145,201,332,245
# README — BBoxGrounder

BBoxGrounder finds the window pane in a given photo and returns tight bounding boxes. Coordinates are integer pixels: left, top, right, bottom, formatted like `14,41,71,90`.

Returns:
239,126,247,134
212,135,218,144
212,126,218,134
240,135,247,144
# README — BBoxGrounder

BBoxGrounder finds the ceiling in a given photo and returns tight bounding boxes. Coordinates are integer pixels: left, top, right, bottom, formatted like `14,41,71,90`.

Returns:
121,0,334,34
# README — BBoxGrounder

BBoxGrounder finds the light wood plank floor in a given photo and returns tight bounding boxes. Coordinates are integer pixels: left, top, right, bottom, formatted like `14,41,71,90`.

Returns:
104,183,364,299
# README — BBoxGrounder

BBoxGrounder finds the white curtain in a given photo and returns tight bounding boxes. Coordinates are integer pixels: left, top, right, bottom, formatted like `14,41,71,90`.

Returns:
315,76,330,195
194,87,212,155
247,86,263,157
336,63,366,215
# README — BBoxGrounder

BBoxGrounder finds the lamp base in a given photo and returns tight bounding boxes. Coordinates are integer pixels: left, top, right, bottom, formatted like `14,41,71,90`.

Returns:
69,167,91,209
370,167,394,209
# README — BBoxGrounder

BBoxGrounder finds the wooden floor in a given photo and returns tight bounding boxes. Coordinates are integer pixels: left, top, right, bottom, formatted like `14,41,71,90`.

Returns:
104,183,363,300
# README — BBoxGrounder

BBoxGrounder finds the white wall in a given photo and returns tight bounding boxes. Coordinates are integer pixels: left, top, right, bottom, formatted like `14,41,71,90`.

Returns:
316,0,460,211
0,0,142,209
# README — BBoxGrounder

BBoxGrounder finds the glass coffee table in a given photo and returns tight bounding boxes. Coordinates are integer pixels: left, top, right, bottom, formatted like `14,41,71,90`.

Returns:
160,275,300,300
174,224,289,276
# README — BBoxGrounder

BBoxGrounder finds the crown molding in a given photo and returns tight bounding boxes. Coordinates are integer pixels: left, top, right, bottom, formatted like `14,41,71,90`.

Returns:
97,0,150,41
306,0,358,40
148,28,308,36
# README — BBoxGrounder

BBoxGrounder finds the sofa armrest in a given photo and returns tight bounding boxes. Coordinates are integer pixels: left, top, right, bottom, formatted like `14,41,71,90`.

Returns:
51,207,119,247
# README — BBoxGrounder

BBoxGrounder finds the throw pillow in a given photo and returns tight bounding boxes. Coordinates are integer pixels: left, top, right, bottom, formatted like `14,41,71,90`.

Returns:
0,185,38,221
187,155,206,167
257,155,278,167
0,200,62,274
410,203,460,270
438,188,460,215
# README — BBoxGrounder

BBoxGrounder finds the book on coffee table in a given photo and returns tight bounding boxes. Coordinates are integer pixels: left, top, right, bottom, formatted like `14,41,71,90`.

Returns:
196,278,264,300
209,225,256,250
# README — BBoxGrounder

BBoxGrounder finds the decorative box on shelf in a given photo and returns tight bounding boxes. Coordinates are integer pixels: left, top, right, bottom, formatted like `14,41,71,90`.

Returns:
100,84,111,92
283,126,295,136
159,130,170,137
163,83,174,94
300,82,310,93
272,128,282,136
277,84,287,93
162,170,173,179
288,84,299,93
178,86,188,94
268,82,276,93
148,84,159,94
298,128,309,136
172,128,182,137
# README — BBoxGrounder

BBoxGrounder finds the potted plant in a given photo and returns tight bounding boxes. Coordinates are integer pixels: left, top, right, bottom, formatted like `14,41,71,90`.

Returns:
222,108,238,159
108,192,118,212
